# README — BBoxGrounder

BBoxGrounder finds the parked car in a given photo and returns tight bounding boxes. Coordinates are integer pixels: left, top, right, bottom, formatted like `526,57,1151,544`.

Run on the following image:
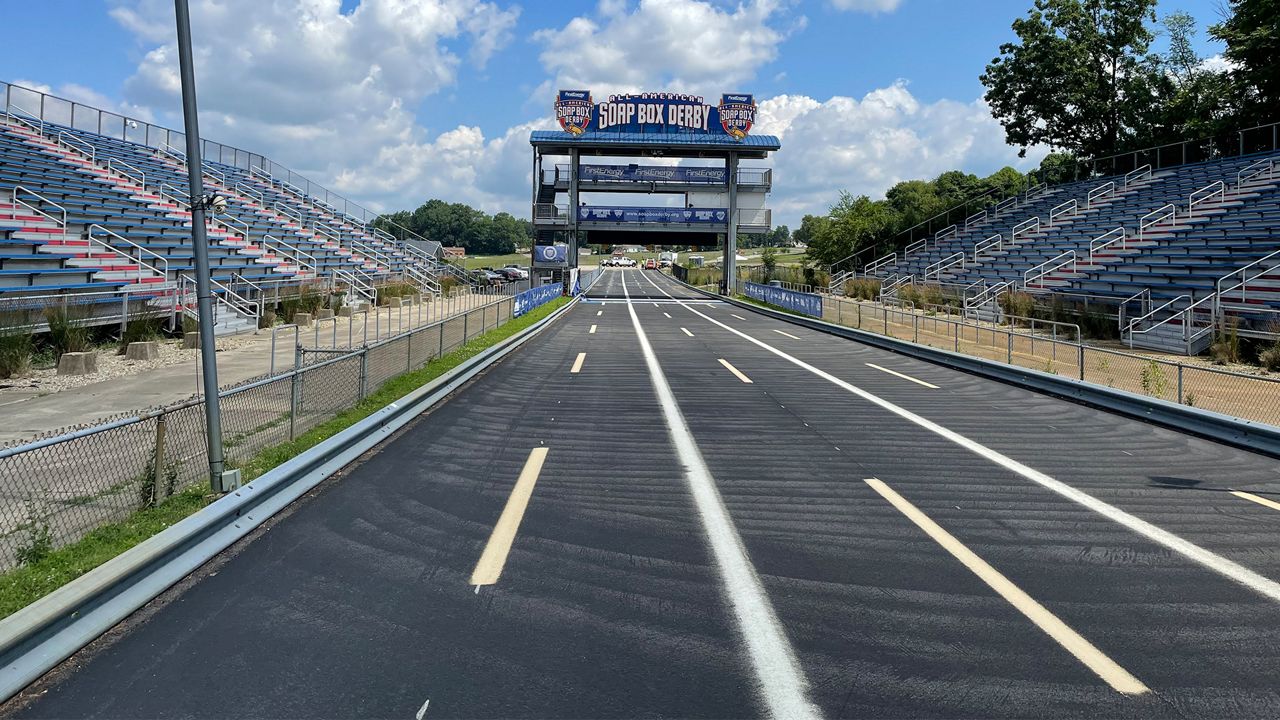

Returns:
501,264,529,280
644,259,657,270
473,269,505,285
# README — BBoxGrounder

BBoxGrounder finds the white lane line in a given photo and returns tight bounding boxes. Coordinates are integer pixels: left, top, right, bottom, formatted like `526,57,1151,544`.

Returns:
589,324,597,334
596,310,602,316
639,269,1280,605
415,699,431,720
731,313,748,320
653,302,660,307
719,358,754,384
470,448,549,586
865,478,1149,696
1232,490,1280,513
570,352,586,373
772,329,800,340
664,312,673,319
681,327,694,337
865,362,940,389
622,276,819,720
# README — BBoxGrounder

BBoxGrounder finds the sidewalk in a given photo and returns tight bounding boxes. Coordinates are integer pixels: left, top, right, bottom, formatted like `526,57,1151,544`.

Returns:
0,292,495,447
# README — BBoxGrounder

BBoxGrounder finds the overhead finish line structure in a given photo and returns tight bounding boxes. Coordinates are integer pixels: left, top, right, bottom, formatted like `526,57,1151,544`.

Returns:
530,90,781,293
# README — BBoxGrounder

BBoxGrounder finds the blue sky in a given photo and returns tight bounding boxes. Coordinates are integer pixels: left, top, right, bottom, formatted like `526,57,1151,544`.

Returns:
0,0,1232,225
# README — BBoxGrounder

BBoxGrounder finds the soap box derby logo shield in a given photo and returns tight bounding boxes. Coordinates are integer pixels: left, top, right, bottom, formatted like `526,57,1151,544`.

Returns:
555,90,593,135
718,94,755,140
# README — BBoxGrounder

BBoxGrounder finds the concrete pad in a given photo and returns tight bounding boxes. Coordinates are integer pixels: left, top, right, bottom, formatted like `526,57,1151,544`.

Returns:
387,297,402,308
316,308,335,320
124,342,160,361
57,352,98,376
337,307,354,318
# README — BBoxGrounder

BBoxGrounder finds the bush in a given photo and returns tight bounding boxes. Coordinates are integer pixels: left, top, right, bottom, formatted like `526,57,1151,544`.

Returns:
1260,344,1280,371
45,305,91,355
0,317,34,379
842,278,881,301
258,310,277,330
919,283,944,308
999,291,1035,323
117,316,165,355
1209,320,1241,364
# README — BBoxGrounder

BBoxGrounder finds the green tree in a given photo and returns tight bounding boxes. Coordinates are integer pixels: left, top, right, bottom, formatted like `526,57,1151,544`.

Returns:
760,246,778,280
981,0,1162,157
1210,0,1280,126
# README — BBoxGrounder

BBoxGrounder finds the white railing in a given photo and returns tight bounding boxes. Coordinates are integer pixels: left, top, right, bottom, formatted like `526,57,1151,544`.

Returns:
1116,288,1152,333
1049,199,1077,224
964,281,1012,315
212,213,250,243
925,252,966,279
1124,294,1187,341
1087,227,1127,263
250,165,273,183
179,274,260,327
993,195,1018,214
2,103,44,135
1139,204,1176,240
159,142,186,163
106,157,145,190
965,210,986,228
736,208,772,228
1126,294,1215,353
274,202,303,226
1124,164,1152,188
403,263,441,295
1213,248,1280,321
935,224,958,242
201,162,225,185
533,203,568,222
1087,181,1114,208
56,131,96,163
973,233,1003,262
1237,157,1275,189
879,274,913,303
963,278,987,299
234,181,264,205
262,233,316,274
1188,180,1225,218
904,239,927,256
1010,216,1040,243
1025,181,1046,198
351,237,391,270
87,224,170,282
1024,250,1076,286
864,252,898,276
334,268,377,307
8,186,67,230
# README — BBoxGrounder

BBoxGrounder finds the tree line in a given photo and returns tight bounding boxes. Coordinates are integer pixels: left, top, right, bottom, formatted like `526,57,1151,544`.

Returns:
802,0,1277,270
375,199,534,256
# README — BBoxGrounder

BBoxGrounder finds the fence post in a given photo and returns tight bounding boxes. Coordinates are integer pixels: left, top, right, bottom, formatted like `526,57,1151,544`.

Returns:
289,346,301,440
151,412,168,504
1177,364,1184,403
439,320,445,358
1078,345,1085,381
913,312,918,343
359,347,369,400
1007,331,1013,363
463,310,469,343
407,329,413,372
120,291,129,334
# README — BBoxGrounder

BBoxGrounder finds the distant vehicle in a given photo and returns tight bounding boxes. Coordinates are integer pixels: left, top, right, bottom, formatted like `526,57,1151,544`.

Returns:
645,259,657,270
621,257,637,267
473,269,505,285
501,264,529,280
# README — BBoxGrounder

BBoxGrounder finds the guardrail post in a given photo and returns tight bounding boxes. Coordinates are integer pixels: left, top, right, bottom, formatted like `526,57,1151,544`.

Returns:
151,413,168,504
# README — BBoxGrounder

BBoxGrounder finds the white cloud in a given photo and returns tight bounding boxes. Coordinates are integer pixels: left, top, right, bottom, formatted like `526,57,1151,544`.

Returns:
828,0,903,12
532,0,801,100
755,83,1044,225
1197,54,1238,74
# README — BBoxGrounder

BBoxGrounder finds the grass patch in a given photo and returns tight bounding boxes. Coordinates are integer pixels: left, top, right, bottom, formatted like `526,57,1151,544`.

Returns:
0,296,569,620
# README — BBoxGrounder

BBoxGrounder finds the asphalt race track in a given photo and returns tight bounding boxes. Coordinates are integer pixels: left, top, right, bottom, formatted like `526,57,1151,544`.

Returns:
9,268,1280,719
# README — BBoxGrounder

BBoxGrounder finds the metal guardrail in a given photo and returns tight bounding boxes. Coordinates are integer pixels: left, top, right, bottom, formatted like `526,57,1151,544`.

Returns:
1139,204,1175,240
1049,199,1077,224
1088,227,1127,263
1024,250,1076,287
973,233,1003,262
1087,181,1114,208
1011,216,1040,243
1124,164,1152,188
1188,180,1225,218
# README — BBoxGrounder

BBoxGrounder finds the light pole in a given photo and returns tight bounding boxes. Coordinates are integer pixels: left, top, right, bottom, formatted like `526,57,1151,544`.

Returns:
174,0,230,491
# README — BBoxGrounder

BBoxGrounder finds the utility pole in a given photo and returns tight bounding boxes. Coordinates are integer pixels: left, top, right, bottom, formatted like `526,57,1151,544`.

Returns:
174,0,230,491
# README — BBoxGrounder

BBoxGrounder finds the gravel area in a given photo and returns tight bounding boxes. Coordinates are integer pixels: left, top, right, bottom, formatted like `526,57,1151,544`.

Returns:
0,333,261,396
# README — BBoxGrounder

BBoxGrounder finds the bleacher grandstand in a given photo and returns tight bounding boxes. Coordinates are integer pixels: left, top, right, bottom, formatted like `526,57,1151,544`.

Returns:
855,150,1280,354
0,99,469,335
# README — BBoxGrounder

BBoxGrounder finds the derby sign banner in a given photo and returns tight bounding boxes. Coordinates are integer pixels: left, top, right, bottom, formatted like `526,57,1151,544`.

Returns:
743,282,823,318
555,91,756,141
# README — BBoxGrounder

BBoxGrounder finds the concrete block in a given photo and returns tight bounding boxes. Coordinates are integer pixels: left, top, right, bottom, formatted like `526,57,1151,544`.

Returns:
337,306,354,318
387,297,402,308
295,312,312,327
316,308,335,320
183,332,200,349
57,351,98,376
124,341,160,361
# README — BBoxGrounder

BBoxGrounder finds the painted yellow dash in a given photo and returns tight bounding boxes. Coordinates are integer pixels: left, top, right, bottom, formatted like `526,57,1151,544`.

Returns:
589,324,597,334
718,358,753,384
863,477,1149,696
1231,490,1280,512
570,352,586,373
772,329,800,340
470,448,550,586
681,327,694,337
865,362,939,389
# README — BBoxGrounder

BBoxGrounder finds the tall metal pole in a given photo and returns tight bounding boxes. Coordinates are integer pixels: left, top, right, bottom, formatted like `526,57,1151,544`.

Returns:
175,0,225,489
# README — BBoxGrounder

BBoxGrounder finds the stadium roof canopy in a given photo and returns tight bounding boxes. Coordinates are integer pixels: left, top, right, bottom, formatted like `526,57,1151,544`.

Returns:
529,130,781,159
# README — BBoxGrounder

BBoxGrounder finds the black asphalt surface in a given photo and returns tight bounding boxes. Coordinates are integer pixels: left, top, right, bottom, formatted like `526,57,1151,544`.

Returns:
10,268,1280,719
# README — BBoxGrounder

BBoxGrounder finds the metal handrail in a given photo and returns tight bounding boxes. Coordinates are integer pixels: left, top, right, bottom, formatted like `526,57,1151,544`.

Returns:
1049,199,1077,224
965,280,1012,312
106,157,145,189
200,162,225,185
1124,164,1152,188
249,165,273,182
1010,216,1040,243
1116,288,1151,333
262,233,317,273
159,142,186,162
2,103,44,135
1237,157,1275,189
274,202,303,226
964,210,986,228
1024,250,1076,286
1188,180,1225,218
1087,227,1127,263
8,185,67,229
56,131,95,163
1125,294,1188,336
973,233,1003,261
935,224,958,242
180,273,260,321
1213,248,1280,321
904,239,927,256
993,195,1018,214
234,181,264,204
1139,204,1176,240
1087,181,1115,208
1025,181,1046,198
212,213,250,242
864,252,897,276
925,252,965,279
87,224,170,281
334,268,377,306
963,278,987,298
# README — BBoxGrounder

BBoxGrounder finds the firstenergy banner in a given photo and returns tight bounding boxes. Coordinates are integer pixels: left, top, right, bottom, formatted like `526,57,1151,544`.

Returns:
743,282,823,318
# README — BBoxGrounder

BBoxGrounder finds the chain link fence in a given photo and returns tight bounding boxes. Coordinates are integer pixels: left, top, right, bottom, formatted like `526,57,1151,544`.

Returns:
822,296,1280,426
0,289,548,571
